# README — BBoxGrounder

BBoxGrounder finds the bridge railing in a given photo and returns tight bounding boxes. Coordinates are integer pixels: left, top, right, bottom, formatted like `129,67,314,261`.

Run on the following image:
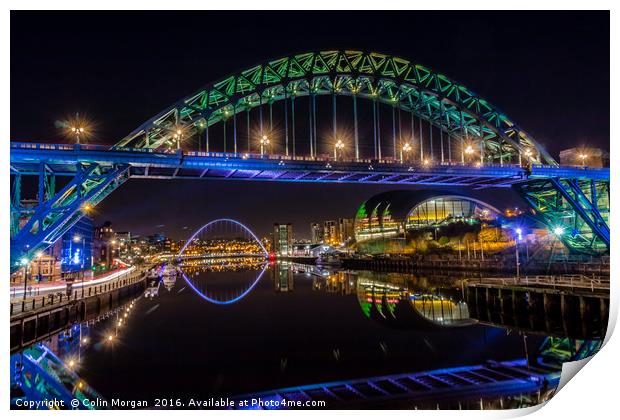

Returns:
10,268,146,317
182,150,529,168
11,142,529,169
11,142,182,155
13,143,611,178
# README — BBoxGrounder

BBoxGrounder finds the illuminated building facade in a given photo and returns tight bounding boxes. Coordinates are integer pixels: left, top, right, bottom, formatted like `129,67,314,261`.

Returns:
59,216,94,272
323,220,339,244
354,190,501,243
292,243,336,257
93,221,116,268
272,223,293,256
310,223,324,243
338,218,355,244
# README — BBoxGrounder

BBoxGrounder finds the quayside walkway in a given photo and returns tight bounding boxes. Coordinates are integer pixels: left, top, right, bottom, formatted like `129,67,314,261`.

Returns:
10,267,145,317
10,267,147,352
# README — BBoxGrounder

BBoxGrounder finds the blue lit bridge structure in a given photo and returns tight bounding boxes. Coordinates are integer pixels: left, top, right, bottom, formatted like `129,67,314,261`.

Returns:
10,50,609,266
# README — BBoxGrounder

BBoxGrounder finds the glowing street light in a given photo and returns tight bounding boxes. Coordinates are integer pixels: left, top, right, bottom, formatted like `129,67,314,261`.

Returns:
553,226,565,237
464,144,474,163
71,126,85,144
514,229,522,279
524,149,533,161
334,139,345,160
260,135,270,157
579,153,588,167
400,142,412,163
61,113,92,145
172,129,183,150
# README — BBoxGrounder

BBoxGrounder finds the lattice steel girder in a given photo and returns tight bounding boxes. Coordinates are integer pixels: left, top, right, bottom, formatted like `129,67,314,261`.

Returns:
114,50,555,165
514,178,610,254
551,178,610,245
10,162,130,268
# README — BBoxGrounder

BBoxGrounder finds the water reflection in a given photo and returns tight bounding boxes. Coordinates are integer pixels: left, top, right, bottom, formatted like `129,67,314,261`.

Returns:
274,264,294,292
304,268,472,329
11,300,138,409
12,260,607,410
179,257,268,305
172,260,609,341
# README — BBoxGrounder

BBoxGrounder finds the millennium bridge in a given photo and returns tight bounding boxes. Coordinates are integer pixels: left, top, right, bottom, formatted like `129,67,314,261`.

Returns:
10,50,609,267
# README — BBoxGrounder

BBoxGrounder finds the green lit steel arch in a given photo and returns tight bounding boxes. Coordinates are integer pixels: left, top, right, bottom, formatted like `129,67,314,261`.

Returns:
115,50,556,165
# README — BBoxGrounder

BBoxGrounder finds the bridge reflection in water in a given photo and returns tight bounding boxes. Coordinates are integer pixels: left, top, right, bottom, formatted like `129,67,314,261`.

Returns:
180,257,268,305
11,299,138,409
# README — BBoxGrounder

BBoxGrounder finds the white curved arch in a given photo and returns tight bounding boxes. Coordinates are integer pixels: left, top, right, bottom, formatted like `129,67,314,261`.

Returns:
177,218,268,258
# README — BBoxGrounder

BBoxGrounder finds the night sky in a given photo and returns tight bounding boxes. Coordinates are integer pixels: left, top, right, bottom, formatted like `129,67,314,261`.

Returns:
10,11,610,240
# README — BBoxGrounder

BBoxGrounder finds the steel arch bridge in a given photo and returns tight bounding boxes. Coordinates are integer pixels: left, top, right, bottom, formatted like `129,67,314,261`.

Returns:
116,50,553,165
177,218,268,304
9,50,610,266
177,218,269,258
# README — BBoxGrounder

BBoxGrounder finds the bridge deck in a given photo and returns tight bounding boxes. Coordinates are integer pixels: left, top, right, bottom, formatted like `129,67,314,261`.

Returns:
10,142,609,188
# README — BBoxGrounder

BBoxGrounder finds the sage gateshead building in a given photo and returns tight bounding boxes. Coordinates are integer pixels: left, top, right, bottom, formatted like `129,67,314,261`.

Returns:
354,190,502,243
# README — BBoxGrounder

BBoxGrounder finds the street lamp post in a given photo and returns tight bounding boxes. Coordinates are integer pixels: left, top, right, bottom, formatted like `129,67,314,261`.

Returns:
71,126,85,145
81,237,86,297
334,139,345,160
173,129,182,150
515,228,522,279
34,251,43,285
401,142,412,163
464,144,474,163
71,234,85,298
260,135,270,157
20,257,30,301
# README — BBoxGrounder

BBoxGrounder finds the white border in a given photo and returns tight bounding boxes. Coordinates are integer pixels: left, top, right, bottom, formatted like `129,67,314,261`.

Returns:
2,2,617,419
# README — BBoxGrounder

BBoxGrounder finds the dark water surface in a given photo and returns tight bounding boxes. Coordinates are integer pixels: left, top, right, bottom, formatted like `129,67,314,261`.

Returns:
72,262,539,403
